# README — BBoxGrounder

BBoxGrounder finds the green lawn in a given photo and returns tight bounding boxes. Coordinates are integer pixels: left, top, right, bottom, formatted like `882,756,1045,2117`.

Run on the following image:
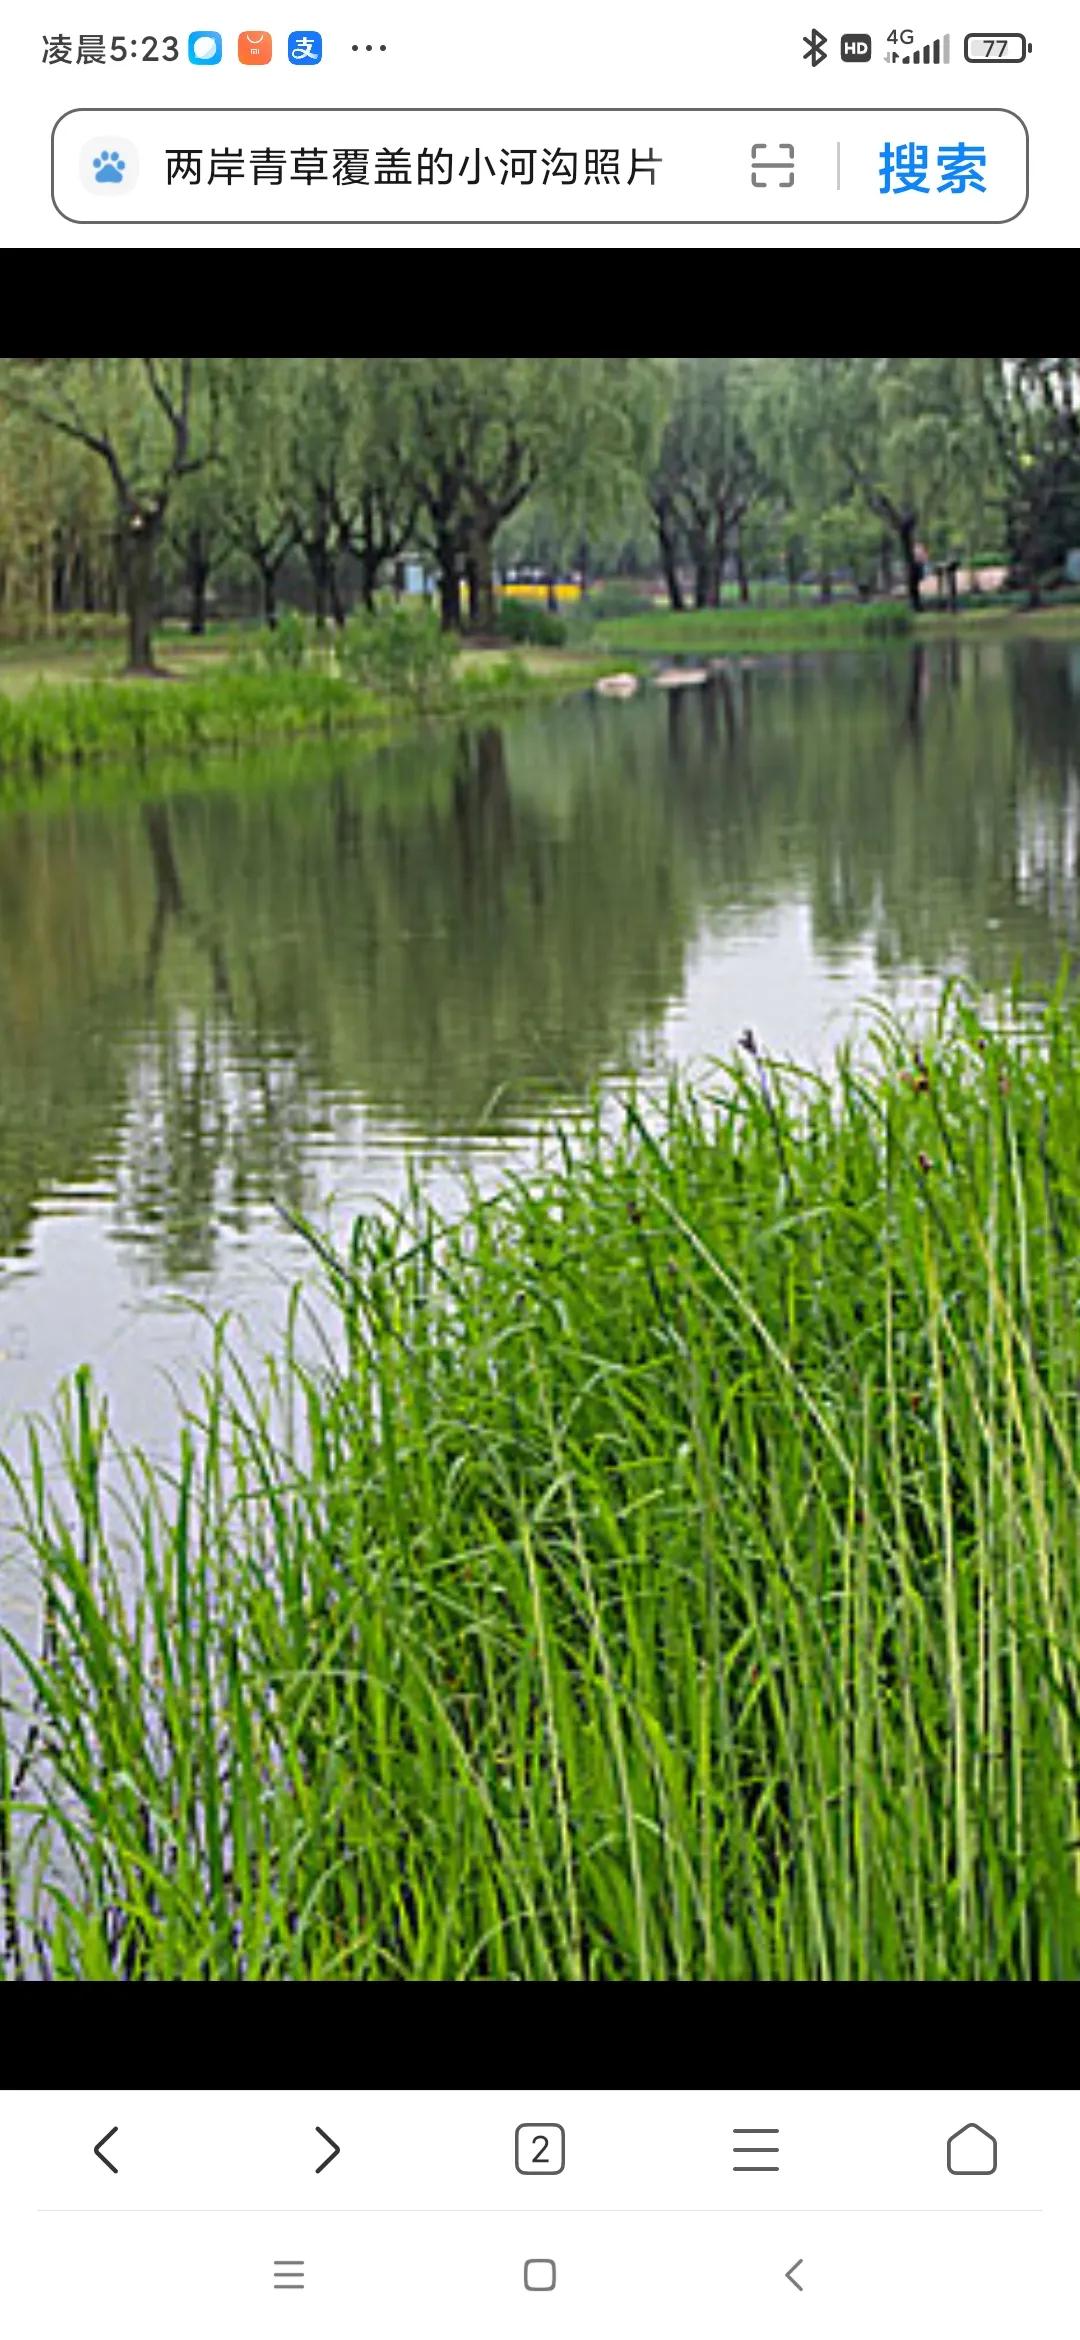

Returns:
4,982,1080,1978
589,599,1080,657
0,628,613,701
0,624,250,699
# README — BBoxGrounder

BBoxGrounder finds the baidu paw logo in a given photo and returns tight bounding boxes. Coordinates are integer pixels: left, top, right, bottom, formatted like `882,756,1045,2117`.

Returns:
78,136,139,195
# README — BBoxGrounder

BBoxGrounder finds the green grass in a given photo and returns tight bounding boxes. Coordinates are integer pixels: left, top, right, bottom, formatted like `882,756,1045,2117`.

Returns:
0,619,249,694
4,978,1080,1979
589,603,915,654
0,647,634,784
589,599,1080,656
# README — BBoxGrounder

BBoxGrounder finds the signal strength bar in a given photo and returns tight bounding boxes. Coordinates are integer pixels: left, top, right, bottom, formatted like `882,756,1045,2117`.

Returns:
901,31,951,58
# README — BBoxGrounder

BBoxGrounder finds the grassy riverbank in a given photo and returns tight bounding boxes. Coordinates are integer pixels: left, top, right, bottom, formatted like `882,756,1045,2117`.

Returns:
5,598,1078,785
589,599,1080,657
3,982,1080,1980
0,634,633,783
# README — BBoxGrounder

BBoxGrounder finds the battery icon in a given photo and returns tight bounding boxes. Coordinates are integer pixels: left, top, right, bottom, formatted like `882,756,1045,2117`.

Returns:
963,32,1031,57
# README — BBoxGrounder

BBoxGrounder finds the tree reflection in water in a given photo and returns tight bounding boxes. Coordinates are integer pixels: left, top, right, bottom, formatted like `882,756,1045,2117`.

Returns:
0,636,1079,1286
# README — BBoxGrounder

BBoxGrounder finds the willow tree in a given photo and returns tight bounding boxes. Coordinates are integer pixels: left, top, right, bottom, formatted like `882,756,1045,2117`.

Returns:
497,359,671,606
815,358,972,612
646,359,773,611
0,398,118,635
210,359,298,627
973,357,1080,605
392,360,542,632
0,358,220,671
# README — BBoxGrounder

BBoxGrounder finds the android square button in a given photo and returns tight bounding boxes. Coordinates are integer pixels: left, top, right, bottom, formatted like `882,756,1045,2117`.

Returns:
524,2261,557,2292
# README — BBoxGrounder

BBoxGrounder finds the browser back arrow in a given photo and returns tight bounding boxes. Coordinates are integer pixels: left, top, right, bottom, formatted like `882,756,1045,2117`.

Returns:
94,2127,119,2175
785,2260,804,2291
315,2126,340,2175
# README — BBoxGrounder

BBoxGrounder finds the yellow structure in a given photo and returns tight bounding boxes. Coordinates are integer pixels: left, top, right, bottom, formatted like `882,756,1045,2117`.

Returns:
499,582,582,603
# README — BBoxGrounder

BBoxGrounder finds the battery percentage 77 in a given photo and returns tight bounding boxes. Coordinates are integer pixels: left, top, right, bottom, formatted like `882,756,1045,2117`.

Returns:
963,32,1031,57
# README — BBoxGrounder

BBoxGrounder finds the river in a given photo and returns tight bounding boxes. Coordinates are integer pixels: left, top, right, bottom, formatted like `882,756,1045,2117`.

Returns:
1,633,1078,1526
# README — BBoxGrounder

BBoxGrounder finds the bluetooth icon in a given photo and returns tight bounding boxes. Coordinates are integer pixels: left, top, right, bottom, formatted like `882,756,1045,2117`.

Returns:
803,27,827,62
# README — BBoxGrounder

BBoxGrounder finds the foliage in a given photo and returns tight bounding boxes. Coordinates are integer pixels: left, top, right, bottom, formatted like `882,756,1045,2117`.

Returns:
256,608,310,670
5,983,1080,1977
494,598,567,646
337,604,457,707
3,359,1080,658
0,668,370,773
970,358,1080,605
580,582,660,619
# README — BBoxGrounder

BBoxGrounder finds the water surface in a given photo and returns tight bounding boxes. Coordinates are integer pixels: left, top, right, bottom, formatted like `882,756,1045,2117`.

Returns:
2,635,1078,1490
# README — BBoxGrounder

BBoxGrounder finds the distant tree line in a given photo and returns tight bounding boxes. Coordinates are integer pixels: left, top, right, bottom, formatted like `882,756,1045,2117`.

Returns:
0,355,1078,671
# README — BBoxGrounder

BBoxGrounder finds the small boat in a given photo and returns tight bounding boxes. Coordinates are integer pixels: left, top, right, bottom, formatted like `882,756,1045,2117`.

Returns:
594,672,641,697
652,666,709,689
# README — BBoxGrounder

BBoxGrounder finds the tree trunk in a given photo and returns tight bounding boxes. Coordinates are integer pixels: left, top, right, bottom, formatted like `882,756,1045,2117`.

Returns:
898,515,923,613
693,533,721,609
259,561,278,627
546,572,558,614
38,538,54,633
303,535,334,628
359,541,381,613
188,534,211,635
464,554,480,630
76,546,96,613
437,538,461,632
123,512,162,674
819,570,833,604
657,522,684,611
736,543,750,604
578,540,589,598
330,564,347,628
468,539,497,634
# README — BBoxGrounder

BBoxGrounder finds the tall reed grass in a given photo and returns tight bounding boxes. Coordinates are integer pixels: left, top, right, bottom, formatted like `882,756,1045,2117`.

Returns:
3,982,1080,1978
0,652,623,785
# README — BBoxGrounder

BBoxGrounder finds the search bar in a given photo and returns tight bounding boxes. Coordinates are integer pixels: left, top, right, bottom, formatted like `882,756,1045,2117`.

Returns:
51,108,1029,223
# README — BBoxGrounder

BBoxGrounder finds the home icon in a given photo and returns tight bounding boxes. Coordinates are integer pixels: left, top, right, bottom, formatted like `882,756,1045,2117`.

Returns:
947,2123,997,2176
